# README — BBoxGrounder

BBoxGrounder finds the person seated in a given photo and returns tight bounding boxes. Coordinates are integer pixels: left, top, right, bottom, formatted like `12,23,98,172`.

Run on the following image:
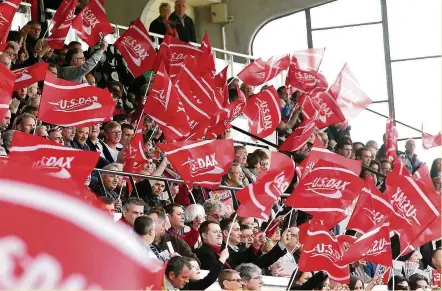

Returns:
165,256,192,291
235,263,263,291
218,269,244,291
185,253,229,290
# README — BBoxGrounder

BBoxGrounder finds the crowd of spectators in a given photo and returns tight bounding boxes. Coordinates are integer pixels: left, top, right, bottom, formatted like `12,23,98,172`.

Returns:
0,0,440,290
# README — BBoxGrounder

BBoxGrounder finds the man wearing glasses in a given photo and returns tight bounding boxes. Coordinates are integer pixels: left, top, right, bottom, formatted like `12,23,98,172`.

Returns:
236,263,263,291
102,121,122,163
58,40,108,83
218,269,244,291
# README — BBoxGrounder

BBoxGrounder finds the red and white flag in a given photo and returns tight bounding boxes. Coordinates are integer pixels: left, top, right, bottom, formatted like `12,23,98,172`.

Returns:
279,113,318,152
422,131,441,149
114,18,156,78
144,63,190,141
243,86,281,139
12,62,48,91
329,64,372,120
157,139,234,189
339,221,393,267
346,176,395,235
286,56,328,94
0,0,21,47
285,159,363,220
297,138,362,180
412,163,433,190
297,87,346,129
154,35,201,79
292,48,325,71
386,173,441,252
123,116,148,175
9,131,100,185
385,117,398,162
0,64,16,120
0,162,165,289
409,205,441,250
72,0,113,47
47,0,78,49
39,72,116,127
195,31,216,77
298,223,349,284
236,152,295,220
237,55,290,87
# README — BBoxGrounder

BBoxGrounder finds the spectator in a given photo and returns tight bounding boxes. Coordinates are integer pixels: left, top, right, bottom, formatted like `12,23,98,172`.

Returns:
243,154,261,183
47,63,57,75
13,113,36,134
432,248,441,270
121,197,145,227
234,146,247,167
0,54,11,69
355,147,372,167
240,224,254,250
147,207,199,261
61,126,75,146
222,163,245,188
218,269,243,291
47,128,63,144
67,41,82,51
352,141,364,159
102,121,122,163
348,275,365,290
430,158,441,178
86,123,104,153
240,83,254,99
433,176,441,194
166,203,185,235
186,254,229,290
220,218,242,252
404,139,423,173
204,199,226,223
335,136,353,159
58,40,108,83
409,274,430,291
273,225,300,277
149,2,178,42
22,21,41,57
133,215,165,262
70,127,90,150
120,123,134,147
1,130,14,154
377,134,387,160
380,159,392,175
0,110,11,132
99,196,116,216
168,0,196,43
35,126,48,138
236,263,263,291
366,140,379,158
253,149,269,171
22,104,39,117
387,275,409,291
92,163,122,200
165,256,192,291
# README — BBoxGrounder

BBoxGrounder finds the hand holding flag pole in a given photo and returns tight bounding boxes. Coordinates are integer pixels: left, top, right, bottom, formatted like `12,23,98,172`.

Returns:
224,213,238,250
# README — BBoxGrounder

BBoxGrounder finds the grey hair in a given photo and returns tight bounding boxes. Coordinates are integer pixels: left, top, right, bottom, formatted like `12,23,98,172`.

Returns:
203,199,225,216
235,263,261,281
3,130,14,150
184,204,205,223
103,162,123,172
159,2,171,12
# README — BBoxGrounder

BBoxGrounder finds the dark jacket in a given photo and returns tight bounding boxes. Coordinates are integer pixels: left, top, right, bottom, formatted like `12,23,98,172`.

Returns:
132,179,165,208
149,16,168,44
154,232,199,263
86,139,115,164
184,259,223,290
168,12,196,43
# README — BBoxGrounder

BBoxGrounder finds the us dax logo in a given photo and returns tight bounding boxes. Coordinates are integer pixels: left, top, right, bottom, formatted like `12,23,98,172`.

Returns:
120,36,150,66
32,156,75,179
182,153,223,177
254,98,273,134
48,96,102,112
304,243,343,262
304,177,350,199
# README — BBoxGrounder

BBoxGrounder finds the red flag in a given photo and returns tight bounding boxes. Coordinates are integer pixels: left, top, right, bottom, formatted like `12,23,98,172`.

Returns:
279,113,318,152
297,87,346,129
346,176,395,234
123,116,148,175
285,159,363,220
12,62,48,91
298,223,349,284
422,131,441,149
236,152,295,220
0,64,16,120
174,57,218,131
154,35,201,79
0,162,165,289
157,139,234,189
339,221,393,267
242,86,281,139
0,0,21,46
286,56,328,94
237,55,290,87
385,117,398,162
292,48,325,71
39,72,116,127
391,157,411,176
298,139,362,180
412,163,433,190
409,206,441,250
195,31,216,77
47,0,78,49
329,64,372,120
72,0,113,47
386,173,441,252
144,63,190,141
114,19,157,78
9,131,100,185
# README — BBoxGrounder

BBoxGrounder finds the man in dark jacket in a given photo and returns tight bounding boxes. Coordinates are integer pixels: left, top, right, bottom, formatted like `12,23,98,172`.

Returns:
149,2,178,44
168,0,196,43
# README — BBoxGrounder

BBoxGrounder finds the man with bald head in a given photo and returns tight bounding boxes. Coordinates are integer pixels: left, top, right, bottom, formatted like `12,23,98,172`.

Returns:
405,139,423,173
168,0,196,43
0,54,12,69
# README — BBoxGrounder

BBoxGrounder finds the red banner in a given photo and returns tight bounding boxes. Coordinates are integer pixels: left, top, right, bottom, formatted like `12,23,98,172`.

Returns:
0,162,165,289
72,0,113,47
114,18,157,78
279,113,317,152
13,62,48,90
47,0,78,49
0,0,21,45
39,72,116,127
238,55,290,86
0,64,16,120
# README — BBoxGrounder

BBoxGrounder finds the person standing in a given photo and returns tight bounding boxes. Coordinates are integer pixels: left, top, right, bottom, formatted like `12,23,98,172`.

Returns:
168,0,196,43
149,2,179,43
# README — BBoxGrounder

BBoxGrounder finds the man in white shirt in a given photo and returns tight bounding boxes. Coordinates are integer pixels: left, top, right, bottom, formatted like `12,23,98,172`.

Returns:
103,121,122,162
